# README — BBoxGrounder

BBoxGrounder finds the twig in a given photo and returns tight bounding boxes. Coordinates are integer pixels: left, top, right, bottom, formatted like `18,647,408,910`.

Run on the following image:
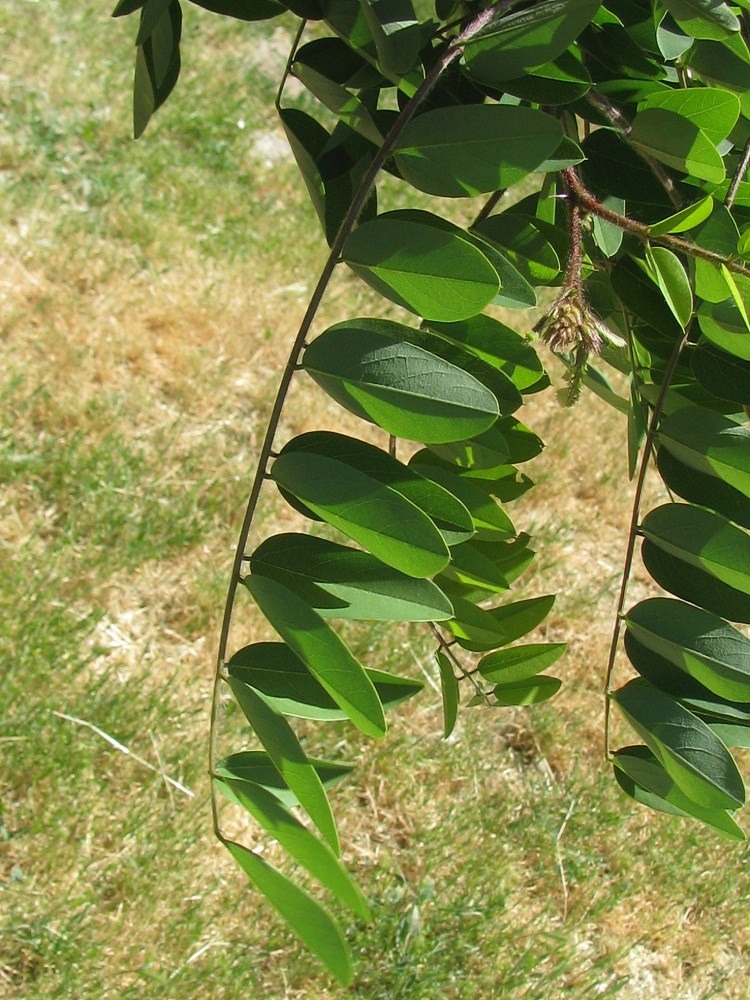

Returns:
52,711,194,799
725,136,750,211
555,797,577,922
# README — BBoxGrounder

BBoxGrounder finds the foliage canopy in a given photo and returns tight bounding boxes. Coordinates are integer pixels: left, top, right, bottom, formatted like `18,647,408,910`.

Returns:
114,0,750,983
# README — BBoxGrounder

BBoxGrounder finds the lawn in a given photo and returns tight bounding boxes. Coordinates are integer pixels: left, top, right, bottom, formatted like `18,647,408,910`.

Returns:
2,3,750,998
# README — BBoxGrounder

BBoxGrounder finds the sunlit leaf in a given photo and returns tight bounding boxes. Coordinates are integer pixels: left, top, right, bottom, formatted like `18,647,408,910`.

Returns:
229,643,422,722
612,678,745,810
245,575,387,737
492,675,561,705
630,108,725,184
658,405,750,498
342,214,499,321
656,446,750,529
613,746,745,839
478,642,567,683
393,105,562,197
216,751,353,809
626,597,750,701
225,841,353,985
304,321,499,443
250,534,453,621
436,650,459,739
217,777,371,919
226,677,340,851
644,246,693,328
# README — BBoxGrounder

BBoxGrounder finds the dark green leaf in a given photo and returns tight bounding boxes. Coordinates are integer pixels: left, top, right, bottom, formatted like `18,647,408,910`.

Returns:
612,679,745,810
658,406,750,498
656,446,750,529
446,594,555,652
245,575,387,737
250,534,452,621
292,62,383,145
279,432,474,545
626,597,750,701
225,841,353,985
613,746,745,839
439,540,511,594
226,677,340,851
502,46,592,105
229,642,422,721
304,320,499,443
393,105,562,197
190,0,286,18
216,751,353,809
133,0,181,138
342,214,499,321
478,642,567,683
271,451,450,578
644,247,693,329
492,675,561,705
218,778,371,920
423,315,547,392
462,0,601,85
407,454,515,541
473,214,561,285
360,0,422,76
436,651,459,738
642,540,750,623
692,339,750,406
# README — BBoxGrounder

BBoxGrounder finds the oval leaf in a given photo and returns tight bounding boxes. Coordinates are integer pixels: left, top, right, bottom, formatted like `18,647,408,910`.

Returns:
250,534,453,621
224,841,353,986
626,597,750,702
658,405,750,498
393,105,562,197
229,642,422,721
436,650,459,739
342,215,500,322
245,575,387,738
226,677,340,852
612,678,745,810
304,321,500,443
478,642,567,684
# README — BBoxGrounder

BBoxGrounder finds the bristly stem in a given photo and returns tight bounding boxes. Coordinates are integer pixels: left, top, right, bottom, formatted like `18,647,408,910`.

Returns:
563,168,750,278
210,0,518,836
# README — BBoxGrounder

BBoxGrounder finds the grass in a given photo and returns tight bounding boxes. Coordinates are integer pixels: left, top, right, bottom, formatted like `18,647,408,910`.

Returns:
3,3,750,998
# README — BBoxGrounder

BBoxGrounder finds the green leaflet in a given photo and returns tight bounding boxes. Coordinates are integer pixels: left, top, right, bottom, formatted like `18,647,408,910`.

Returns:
271,450,450,578
462,0,601,85
227,677,340,852
648,196,714,237
189,0,287,18
292,58,384,145
637,88,740,144
656,446,750,529
662,0,740,40
629,108,725,184
217,777,371,920
625,597,750,702
303,321,500,443
613,746,745,840
658,405,750,498
641,504,750,595
229,642,423,720
502,47,592,105
492,675,561,705
341,214,499,321
408,453,516,541
692,340,750,406
133,0,181,138
698,292,750,358
216,751,353,809
225,841,353,985
245,575,387,738
359,0,422,76
392,105,562,197
478,642,567,684
423,315,548,393
644,247,693,329
446,594,556,652
279,431,474,545
250,534,453,621
612,679,745,811
473,214,562,285
439,540,512,594
641,541,750,624
436,650,459,739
